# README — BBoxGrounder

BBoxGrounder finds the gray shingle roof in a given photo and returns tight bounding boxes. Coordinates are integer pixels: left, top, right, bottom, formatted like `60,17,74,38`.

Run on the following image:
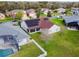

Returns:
63,15,79,23
0,22,30,43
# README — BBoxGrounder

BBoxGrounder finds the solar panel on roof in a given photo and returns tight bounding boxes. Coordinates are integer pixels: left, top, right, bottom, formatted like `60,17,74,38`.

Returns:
25,19,40,27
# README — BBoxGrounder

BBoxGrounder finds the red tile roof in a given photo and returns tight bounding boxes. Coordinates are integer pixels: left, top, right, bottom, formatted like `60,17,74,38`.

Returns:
39,20,53,29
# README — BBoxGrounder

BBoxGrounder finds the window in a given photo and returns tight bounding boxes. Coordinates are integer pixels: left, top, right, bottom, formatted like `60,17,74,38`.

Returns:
30,29,35,32
36,28,40,31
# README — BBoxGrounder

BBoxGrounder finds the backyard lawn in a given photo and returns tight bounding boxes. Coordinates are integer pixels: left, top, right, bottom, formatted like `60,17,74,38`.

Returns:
30,18,79,56
30,30,79,57
11,42,43,57
49,18,64,25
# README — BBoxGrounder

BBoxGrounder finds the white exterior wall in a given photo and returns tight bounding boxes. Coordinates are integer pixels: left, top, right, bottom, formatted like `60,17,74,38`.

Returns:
57,8,65,13
0,13,5,19
22,14,30,20
21,21,28,31
40,29,49,35
29,13,37,19
18,38,29,46
48,25,60,34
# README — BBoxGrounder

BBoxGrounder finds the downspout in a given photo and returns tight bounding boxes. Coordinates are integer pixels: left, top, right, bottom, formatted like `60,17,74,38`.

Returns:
18,21,30,35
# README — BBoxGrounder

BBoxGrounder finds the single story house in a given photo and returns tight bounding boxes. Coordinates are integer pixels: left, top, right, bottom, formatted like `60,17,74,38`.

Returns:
21,11,30,20
41,8,52,16
0,22,30,46
6,10,25,18
26,9,37,19
56,8,66,15
21,19,40,33
0,22,30,56
0,13,5,20
72,8,79,15
63,15,79,30
21,18,60,34
39,18,60,34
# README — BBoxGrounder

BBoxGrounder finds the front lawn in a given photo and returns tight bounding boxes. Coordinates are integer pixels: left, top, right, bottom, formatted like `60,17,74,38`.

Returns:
0,17,13,23
11,42,43,57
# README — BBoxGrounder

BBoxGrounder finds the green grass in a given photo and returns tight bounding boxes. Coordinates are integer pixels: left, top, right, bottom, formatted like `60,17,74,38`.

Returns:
52,12,60,16
40,13,47,17
30,18,79,56
0,17,13,23
66,11,72,16
65,9,73,16
11,42,43,57
30,30,79,57
49,18,64,25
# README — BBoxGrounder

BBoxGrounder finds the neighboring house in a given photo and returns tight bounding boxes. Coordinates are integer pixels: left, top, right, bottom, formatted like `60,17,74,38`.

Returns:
0,13,5,19
39,18,60,34
21,11,30,20
21,18,60,34
0,22,30,46
72,8,79,15
6,10,25,18
21,19,40,33
0,22,30,56
63,15,79,30
26,9,37,19
41,8,52,15
57,8,66,15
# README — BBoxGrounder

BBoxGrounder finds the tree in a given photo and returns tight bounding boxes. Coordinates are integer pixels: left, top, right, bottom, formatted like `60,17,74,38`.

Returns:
15,11,23,21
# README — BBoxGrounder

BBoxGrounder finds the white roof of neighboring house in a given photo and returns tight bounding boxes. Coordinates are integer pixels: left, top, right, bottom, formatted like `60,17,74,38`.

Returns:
26,9,37,19
10,9,25,13
57,8,65,13
0,13,5,19
26,9,35,14
48,25,60,34
41,8,52,14
41,8,52,15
